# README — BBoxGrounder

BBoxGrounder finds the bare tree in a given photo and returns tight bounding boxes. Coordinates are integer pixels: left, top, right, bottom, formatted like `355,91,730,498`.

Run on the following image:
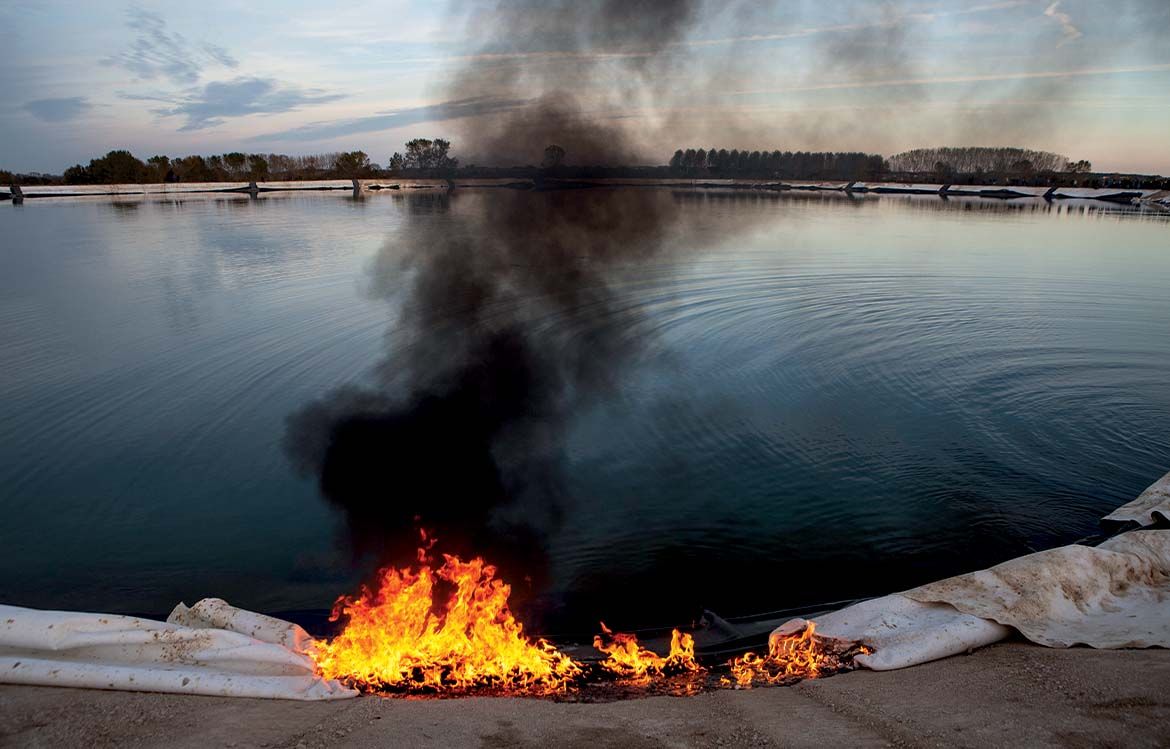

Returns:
889,147,1070,174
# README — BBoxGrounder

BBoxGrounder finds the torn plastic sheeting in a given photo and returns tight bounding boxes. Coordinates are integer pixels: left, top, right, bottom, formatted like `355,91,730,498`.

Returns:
0,603,356,700
1102,470,1170,528
904,530,1170,649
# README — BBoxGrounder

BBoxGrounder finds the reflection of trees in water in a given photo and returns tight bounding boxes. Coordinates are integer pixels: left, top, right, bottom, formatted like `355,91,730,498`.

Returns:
399,190,449,214
102,200,143,216
885,193,1154,220
668,188,1156,220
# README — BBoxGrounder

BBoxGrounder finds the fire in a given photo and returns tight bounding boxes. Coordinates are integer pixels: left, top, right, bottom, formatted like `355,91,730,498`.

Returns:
310,536,865,696
310,548,580,693
593,623,702,681
726,621,859,688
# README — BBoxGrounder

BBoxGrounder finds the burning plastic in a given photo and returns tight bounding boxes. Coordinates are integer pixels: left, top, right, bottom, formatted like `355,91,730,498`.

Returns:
725,621,870,688
593,623,702,682
309,537,869,698
309,544,580,695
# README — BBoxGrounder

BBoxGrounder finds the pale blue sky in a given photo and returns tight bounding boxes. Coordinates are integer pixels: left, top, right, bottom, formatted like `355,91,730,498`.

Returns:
1,0,1167,174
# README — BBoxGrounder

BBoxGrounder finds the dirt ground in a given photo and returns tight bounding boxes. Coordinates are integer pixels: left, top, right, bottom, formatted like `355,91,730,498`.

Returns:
2,642,1168,748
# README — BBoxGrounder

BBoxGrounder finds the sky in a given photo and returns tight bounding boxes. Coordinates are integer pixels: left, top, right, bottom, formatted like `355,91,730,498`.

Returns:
1,0,1168,174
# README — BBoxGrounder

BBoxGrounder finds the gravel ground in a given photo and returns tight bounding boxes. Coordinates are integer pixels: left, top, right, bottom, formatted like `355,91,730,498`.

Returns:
2,642,1168,748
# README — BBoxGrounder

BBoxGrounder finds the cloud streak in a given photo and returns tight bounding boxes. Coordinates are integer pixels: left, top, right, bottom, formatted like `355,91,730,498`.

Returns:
22,97,92,123
124,77,344,131
379,1,1030,67
249,96,529,142
1044,1,1083,46
672,1,1032,48
730,62,1170,96
104,7,239,85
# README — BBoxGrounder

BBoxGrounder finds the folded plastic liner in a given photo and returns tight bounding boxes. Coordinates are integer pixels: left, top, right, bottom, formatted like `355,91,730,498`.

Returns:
0,599,355,700
774,596,1012,671
902,530,1170,649
1102,470,1170,528
773,474,1170,670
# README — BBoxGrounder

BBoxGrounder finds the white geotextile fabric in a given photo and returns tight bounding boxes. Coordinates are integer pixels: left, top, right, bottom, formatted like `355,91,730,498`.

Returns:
1102,470,1170,528
904,530,1170,648
0,600,356,700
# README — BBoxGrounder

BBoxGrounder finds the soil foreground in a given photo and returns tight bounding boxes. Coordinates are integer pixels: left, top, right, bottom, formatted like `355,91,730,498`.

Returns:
2,643,1168,748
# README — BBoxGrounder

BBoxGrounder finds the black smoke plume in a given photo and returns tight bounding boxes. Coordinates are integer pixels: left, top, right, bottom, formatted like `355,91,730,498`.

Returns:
285,189,684,568
284,1,716,580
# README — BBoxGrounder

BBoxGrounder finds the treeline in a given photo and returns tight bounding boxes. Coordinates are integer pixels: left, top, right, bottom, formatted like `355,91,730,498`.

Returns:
51,141,462,184
5,140,1162,187
668,146,1095,180
670,148,885,179
887,147,1082,175
59,150,378,184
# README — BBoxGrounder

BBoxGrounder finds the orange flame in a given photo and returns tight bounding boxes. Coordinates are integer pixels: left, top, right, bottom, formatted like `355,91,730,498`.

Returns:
593,623,702,681
310,537,862,695
726,621,848,687
310,551,580,693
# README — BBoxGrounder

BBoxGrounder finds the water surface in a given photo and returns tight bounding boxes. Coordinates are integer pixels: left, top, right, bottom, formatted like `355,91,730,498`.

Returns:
2,190,1168,632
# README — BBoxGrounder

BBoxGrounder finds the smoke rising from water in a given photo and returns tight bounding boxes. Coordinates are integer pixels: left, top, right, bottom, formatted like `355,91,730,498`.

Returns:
444,0,706,165
284,0,1169,586
285,189,686,567
285,1,716,580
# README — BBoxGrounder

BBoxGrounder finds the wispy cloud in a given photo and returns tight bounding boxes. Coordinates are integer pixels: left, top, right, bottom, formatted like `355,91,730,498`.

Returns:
124,77,345,131
374,2,1035,68
677,1,1031,48
249,96,529,142
201,42,240,69
22,96,92,123
731,62,1170,96
104,7,239,85
1043,1,1083,46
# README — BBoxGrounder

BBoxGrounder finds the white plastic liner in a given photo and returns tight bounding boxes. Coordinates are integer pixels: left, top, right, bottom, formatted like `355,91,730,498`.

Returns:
0,602,356,700
775,596,1010,671
904,530,1170,648
774,518,1170,668
167,597,315,653
1102,470,1170,528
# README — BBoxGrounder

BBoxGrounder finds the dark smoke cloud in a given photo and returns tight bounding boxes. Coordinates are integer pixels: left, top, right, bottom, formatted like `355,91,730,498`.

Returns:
285,188,691,579
446,0,706,165
660,1,1170,160
282,0,1166,598
284,1,715,579
761,3,925,155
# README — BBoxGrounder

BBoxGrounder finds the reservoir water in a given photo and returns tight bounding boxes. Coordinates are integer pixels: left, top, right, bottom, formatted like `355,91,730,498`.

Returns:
2,189,1168,633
